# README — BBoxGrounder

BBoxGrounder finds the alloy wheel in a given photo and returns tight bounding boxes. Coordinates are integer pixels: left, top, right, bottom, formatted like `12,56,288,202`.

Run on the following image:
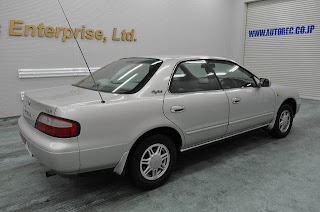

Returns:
140,143,170,181
279,109,291,133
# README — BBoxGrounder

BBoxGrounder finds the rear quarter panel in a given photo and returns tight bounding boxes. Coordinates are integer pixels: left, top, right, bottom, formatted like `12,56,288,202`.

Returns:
55,59,185,173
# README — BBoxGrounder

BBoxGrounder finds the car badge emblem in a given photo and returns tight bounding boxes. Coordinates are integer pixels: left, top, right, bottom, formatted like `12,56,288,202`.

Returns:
151,90,163,95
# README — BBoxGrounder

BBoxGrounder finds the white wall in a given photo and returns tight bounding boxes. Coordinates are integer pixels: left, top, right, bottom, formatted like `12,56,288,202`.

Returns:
0,0,245,118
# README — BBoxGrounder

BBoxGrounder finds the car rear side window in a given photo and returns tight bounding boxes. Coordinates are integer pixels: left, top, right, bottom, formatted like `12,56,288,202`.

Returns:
170,60,221,93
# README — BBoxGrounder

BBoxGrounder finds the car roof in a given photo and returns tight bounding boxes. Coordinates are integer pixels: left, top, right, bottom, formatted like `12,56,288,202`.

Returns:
122,55,236,63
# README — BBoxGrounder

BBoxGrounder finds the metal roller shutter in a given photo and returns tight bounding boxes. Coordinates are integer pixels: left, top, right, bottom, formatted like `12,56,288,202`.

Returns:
244,0,320,100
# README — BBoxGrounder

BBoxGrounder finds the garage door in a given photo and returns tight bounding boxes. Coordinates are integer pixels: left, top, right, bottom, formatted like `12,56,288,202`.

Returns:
244,0,320,100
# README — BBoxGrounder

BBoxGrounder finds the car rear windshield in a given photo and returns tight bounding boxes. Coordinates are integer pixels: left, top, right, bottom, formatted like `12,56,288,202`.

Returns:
73,58,163,94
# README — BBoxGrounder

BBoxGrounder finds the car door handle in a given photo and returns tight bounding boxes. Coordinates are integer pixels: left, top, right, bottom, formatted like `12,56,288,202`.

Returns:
170,105,186,113
232,97,242,104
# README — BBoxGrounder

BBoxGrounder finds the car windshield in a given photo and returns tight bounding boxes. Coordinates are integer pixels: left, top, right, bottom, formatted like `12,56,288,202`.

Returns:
73,58,163,94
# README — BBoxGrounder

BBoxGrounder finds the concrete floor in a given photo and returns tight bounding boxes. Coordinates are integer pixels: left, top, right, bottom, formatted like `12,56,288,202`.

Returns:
1,99,320,212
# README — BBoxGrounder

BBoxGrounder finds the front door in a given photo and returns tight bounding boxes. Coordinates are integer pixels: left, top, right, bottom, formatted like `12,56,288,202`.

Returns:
208,60,275,134
163,60,229,148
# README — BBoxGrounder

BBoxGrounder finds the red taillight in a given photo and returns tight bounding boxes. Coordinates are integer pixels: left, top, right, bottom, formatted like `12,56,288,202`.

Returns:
35,113,80,138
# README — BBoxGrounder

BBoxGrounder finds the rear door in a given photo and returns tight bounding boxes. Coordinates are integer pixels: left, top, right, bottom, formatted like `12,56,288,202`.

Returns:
163,60,229,148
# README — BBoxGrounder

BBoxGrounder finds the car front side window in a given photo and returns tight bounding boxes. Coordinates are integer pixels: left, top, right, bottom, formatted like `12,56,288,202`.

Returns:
170,60,220,93
208,60,257,89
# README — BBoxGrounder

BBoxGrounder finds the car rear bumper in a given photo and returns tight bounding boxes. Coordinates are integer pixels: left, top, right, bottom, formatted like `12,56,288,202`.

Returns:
18,116,80,174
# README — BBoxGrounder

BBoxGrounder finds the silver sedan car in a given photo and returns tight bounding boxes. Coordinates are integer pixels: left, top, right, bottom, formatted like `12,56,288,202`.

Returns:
18,56,301,189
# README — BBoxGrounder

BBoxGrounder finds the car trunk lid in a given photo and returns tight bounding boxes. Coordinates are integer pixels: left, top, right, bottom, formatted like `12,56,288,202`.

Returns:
23,85,117,126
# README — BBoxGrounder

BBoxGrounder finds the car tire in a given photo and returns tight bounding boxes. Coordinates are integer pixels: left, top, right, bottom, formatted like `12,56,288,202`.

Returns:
269,104,294,138
129,134,177,190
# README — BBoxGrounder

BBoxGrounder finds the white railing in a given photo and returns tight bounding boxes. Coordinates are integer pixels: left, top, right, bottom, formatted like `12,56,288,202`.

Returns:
18,67,100,79
19,67,101,100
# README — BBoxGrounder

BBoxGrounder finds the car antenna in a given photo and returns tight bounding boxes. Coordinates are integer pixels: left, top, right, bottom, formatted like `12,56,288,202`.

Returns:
57,0,105,103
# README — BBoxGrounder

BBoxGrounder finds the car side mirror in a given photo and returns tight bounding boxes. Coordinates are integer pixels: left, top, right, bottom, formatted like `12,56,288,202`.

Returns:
260,78,271,87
